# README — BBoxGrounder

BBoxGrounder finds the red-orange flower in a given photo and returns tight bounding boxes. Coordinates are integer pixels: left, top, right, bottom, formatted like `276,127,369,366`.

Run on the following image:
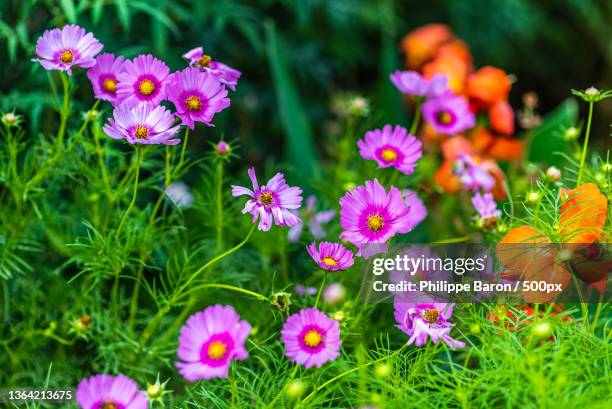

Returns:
489,100,515,136
400,23,452,69
422,54,470,94
559,183,608,244
466,66,511,111
472,128,523,161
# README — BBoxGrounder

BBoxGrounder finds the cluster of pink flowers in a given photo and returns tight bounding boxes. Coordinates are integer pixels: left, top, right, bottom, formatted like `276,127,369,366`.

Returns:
33,25,240,145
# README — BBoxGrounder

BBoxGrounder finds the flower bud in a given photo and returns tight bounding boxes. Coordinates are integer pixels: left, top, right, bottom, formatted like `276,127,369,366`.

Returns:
374,363,392,378
526,191,540,204
146,376,170,401
215,140,231,157
2,112,21,127
531,320,553,339
270,292,292,312
545,166,561,182
286,379,306,399
602,163,612,174
562,126,579,141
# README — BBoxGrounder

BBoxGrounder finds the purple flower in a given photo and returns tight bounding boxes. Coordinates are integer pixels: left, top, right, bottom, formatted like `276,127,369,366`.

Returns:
471,192,501,220
306,241,355,272
103,104,181,145
86,53,126,104
287,195,336,243
295,284,317,297
76,374,147,409
281,308,341,368
389,71,450,99
394,302,465,348
401,189,428,230
455,155,495,192
422,95,475,135
166,67,230,129
182,47,241,91
323,283,346,305
339,179,414,253
33,25,103,75
231,167,303,231
165,182,194,208
176,305,251,381
357,124,423,175
117,54,170,108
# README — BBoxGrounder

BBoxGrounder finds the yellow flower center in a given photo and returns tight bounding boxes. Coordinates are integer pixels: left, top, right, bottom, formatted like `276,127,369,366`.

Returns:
60,49,74,64
423,309,439,324
367,215,384,232
185,95,202,111
322,257,337,266
259,192,273,205
380,148,398,162
437,110,453,125
101,403,117,409
197,55,212,68
207,340,227,360
138,79,156,96
304,330,322,347
134,126,148,139
103,78,117,93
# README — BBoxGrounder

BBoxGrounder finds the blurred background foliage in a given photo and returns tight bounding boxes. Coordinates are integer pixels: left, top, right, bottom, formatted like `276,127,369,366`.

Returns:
1,0,610,182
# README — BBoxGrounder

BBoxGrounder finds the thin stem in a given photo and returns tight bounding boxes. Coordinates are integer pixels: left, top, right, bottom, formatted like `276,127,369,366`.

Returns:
175,128,190,177
576,101,594,186
56,72,70,146
116,147,143,237
314,272,326,308
93,119,112,202
185,283,269,301
409,102,422,135
299,343,409,405
215,159,224,252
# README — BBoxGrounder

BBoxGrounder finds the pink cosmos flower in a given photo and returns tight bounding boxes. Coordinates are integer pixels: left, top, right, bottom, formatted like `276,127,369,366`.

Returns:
339,179,414,252
422,95,475,135
306,241,355,272
103,104,181,145
33,25,103,75
281,307,341,368
176,305,251,381
166,67,230,129
357,125,423,175
389,71,450,98
394,302,465,348
231,167,303,231
287,195,336,243
455,155,495,192
471,192,501,220
182,47,242,91
76,374,147,409
402,189,428,230
86,53,126,104
116,54,171,108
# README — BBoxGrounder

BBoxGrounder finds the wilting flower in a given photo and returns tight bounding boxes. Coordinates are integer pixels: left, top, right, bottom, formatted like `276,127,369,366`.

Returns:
401,189,428,230
176,305,251,381
288,195,336,242
87,53,126,104
117,54,171,108
339,179,414,252
167,67,230,129
231,167,303,231
33,25,103,75
394,302,464,348
103,104,181,145
455,155,495,192
357,125,423,175
389,71,449,98
281,308,341,368
295,284,317,297
182,47,241,91
306,241,355,272
165,182,194,208
472,192,501,228
323,283,346,305
76,374,147,409
422,95,475,135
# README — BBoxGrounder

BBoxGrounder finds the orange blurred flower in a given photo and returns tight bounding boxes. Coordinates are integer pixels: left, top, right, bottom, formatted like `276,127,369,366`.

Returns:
489,100,515,135
559,183,608,244
400,23,452,69
466,66,511,111
422,54,470,94
471,128,522,161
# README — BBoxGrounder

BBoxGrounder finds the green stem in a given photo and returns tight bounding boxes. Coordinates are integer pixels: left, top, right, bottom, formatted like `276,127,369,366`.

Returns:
409,102,422,135
314,272,326,308
56,72,70,146
299,343,408,405
576,101,594,186
185,283,269,302
93,119,112,202
266,366,298,408
116,146,143,237
215,159,224,252
140,224,257,345
174,128,190,177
